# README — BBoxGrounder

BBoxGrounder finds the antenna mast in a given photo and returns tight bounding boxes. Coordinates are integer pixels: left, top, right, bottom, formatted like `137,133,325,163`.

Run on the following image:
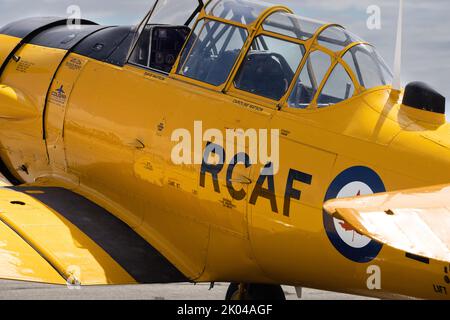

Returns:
393,0,404,90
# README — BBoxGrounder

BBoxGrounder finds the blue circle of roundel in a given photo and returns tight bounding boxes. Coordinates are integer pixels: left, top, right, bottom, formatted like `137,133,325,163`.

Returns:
323,166,385,263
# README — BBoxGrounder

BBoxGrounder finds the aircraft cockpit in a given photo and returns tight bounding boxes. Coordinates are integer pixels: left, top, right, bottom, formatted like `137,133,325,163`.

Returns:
128,0,203,73
129,0,393,110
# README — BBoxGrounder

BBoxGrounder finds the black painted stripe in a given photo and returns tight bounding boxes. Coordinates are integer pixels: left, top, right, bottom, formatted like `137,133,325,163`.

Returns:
71,26,136,66
1,17,138,68
8,187,189,284
0,17,97,39
405,252,430,264
29,25,107,50
0,18,97,78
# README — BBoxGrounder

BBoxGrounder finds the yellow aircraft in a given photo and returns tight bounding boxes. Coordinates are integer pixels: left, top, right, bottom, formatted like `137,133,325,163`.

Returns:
0,0,449,300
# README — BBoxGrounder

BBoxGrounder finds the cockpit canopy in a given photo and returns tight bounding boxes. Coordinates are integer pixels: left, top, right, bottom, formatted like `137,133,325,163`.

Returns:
130,0,393,109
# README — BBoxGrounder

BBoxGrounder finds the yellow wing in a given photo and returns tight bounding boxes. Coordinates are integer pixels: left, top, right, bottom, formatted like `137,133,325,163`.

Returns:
324,184,450,263
0,185,187,285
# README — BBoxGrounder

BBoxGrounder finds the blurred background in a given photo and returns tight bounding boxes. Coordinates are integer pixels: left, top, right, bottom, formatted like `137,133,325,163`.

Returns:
0,0,448,118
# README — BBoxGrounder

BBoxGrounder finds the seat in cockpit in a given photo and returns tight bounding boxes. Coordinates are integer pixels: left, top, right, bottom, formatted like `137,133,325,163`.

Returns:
234,52,293,101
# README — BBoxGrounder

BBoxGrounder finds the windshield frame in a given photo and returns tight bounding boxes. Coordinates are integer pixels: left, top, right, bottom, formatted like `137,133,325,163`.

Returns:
171,1,290,94
147,0,393,109
126,0,205,64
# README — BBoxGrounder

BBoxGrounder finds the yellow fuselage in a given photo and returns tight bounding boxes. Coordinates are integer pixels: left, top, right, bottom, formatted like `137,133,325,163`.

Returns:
1,32,449,299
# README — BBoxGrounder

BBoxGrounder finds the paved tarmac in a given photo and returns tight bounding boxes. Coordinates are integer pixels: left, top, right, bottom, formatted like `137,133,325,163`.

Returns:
0,280,374,300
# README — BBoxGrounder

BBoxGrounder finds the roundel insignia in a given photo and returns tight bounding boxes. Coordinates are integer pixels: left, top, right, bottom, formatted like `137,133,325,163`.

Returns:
323,166,384,263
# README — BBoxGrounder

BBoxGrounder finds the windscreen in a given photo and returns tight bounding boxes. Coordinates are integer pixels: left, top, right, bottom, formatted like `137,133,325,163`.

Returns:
206,0,272,25
149,0,203,26
177,19,248,86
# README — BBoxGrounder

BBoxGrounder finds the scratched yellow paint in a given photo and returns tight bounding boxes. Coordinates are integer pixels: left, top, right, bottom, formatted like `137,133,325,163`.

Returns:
0,34,20,67
0,219,65,284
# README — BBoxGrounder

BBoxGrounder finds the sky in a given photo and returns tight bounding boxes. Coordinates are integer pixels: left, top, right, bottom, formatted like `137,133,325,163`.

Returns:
0,0,449,118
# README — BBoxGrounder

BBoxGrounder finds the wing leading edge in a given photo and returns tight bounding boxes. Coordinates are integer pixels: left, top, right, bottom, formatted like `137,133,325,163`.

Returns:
0,186,188,285
324,184,450,263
